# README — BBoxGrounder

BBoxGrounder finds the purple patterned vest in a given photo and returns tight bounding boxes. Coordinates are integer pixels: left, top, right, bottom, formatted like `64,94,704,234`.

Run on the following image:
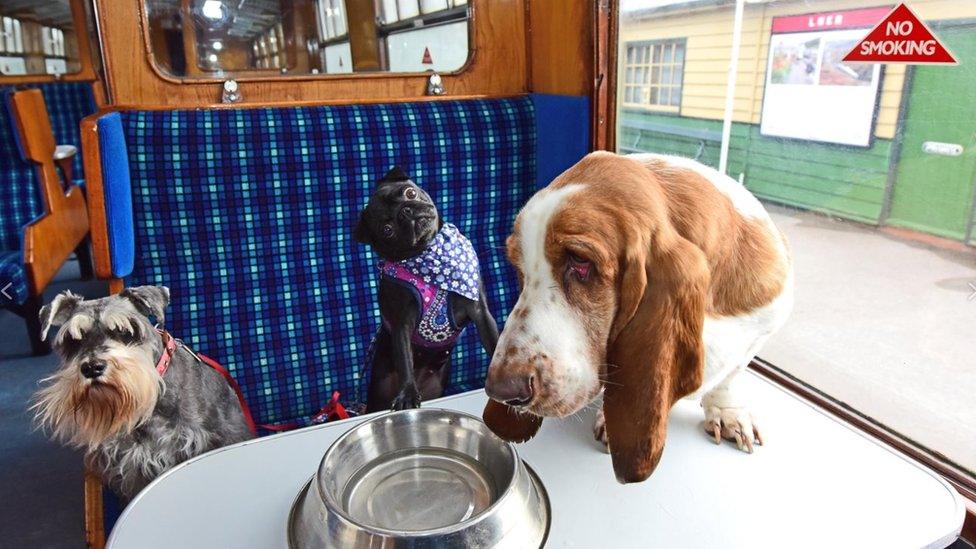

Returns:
378,223,482,348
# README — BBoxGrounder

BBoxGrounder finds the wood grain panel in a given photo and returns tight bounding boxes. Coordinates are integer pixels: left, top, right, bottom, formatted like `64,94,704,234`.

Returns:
97,0,526,107
79,114,113,279
527,0,594,96
84,470,106,549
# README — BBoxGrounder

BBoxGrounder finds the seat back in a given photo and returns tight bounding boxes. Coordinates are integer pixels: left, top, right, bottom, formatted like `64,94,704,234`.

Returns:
92,95,589,428
121,98,537,425
8,88,90,296
1,90,43,252
35,82,98,178
0,82,96,252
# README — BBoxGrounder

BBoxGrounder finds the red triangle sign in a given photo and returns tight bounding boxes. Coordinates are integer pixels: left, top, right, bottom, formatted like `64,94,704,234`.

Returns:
422,47,433,65
843,4,956,64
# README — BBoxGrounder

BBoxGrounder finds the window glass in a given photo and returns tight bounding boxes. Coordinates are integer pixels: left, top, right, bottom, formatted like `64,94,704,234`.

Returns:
622,39,685,111
381,0,399,24
396,0,421,20
618,0,976,477
0,1,81,76
143,0,470,78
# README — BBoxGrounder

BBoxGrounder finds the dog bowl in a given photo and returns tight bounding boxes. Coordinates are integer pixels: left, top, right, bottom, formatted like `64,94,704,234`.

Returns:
288,408,550,548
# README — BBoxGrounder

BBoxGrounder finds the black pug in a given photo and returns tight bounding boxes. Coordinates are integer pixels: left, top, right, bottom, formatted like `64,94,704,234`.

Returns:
355,167,499,412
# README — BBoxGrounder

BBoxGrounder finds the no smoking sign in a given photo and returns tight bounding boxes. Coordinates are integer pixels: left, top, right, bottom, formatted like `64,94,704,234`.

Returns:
843,3,957,64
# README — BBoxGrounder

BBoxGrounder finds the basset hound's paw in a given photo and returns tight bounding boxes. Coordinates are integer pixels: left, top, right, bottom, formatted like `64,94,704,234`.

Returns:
593,410,610,453
703,405,763,453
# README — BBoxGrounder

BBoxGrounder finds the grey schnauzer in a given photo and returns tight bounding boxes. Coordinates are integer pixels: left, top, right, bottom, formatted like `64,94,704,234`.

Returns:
32,286,253,500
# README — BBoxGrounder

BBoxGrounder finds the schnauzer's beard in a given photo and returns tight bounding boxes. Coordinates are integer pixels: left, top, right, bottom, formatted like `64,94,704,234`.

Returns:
33,343,164,450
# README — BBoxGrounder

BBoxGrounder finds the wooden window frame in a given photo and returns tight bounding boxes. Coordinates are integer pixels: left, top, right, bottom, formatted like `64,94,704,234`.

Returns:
138,0,473,85
621,38,684,114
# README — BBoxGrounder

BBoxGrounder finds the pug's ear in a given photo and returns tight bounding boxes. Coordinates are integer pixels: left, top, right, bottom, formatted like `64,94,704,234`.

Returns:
38,291,83,341
354,211,373,245
380,166,410,185
120,286,170,327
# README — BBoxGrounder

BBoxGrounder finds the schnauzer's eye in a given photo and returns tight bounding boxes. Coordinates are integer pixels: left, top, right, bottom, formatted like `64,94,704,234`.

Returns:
382,224,395,238
109,325,142,344
404,188,418,200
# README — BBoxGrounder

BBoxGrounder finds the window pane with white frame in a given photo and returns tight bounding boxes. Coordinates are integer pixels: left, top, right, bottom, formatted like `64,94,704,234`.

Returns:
622,39,684,109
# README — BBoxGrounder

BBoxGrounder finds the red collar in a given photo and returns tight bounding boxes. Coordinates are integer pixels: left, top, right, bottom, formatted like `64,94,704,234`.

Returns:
156,330,177,375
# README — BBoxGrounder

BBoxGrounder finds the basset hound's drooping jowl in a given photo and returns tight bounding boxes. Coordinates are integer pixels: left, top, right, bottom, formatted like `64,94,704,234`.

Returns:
483,151,793,484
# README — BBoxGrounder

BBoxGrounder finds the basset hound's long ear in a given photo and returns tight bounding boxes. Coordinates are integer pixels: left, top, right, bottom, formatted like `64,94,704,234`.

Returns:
603,225,708,483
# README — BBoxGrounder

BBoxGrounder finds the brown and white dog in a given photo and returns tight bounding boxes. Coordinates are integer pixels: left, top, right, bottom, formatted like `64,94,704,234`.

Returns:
483,151,793,484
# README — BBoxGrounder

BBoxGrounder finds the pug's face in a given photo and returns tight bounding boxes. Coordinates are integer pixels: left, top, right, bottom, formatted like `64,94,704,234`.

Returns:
354,167,441,261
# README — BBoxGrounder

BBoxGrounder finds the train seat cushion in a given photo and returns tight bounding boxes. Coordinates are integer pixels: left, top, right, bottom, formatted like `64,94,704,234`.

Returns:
0,251,28,305
99,95,588,428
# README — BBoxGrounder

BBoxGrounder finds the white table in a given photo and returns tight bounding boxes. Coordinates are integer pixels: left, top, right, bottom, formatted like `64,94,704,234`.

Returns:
107,372,964,549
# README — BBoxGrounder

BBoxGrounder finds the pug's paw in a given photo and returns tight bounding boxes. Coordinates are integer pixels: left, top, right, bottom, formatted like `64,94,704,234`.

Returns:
391,383,423,411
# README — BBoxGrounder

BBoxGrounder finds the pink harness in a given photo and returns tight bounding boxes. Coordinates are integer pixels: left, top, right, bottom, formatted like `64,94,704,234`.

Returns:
378,223,482,348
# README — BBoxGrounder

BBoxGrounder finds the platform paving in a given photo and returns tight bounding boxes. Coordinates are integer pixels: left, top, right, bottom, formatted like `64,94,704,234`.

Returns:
763,204,976,474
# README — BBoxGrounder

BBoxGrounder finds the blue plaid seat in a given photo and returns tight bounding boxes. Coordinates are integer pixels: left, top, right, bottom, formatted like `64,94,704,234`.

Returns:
116,98,538,428
0,251,28,305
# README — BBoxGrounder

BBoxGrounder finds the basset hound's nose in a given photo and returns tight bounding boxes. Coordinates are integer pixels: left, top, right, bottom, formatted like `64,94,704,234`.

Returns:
486,374,535,407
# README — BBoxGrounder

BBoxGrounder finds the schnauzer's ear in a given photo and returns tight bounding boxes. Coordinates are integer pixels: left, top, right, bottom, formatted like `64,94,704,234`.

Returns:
379,166,410,185
120,286,170,326
353,211,373,245
38,291,83,341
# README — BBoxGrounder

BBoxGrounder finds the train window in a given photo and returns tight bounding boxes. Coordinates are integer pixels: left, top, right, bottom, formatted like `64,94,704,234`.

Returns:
143,0,472,79
0,2,80,77
618,1,976,478
622,39,685,110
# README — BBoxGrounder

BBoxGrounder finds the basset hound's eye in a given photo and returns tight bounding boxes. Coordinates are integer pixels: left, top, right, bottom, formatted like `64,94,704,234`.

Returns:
404,187,418,200
382,224,395,238
567,252,592,281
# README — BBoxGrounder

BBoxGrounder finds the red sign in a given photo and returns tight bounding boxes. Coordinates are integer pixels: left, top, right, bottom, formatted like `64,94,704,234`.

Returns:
421,47,433,65
771,6,892,33
843,4,957,64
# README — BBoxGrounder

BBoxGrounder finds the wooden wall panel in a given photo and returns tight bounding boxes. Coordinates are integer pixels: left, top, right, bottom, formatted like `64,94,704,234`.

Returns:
96,0,527,108
526,0,594,96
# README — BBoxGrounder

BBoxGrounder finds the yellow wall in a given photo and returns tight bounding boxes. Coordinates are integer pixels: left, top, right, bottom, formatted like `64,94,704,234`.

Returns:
619,0,976,139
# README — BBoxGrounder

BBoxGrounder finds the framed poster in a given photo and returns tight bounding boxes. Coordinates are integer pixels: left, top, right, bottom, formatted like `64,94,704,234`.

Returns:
760,7,891,147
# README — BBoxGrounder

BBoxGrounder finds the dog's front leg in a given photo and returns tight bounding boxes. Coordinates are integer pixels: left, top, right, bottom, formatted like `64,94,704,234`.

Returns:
472,290,500,357
390,324,422,410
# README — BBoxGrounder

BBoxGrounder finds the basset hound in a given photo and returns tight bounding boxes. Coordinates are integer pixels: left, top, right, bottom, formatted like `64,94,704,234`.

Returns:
483,151,793,484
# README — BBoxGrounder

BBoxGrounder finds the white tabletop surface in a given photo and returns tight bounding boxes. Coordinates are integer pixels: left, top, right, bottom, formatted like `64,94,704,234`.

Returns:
107,372,963,549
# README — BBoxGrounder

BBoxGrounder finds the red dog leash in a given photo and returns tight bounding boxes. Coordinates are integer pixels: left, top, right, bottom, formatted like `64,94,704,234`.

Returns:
156,330,348,436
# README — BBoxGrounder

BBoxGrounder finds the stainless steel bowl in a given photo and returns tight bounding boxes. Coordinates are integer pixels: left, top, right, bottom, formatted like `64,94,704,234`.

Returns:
288,408,550,548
